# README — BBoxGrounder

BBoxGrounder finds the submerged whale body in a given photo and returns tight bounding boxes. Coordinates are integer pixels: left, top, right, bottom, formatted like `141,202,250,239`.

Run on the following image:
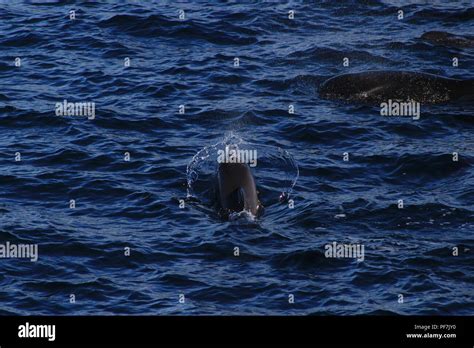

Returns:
217,162,263,219
421,31,474,48
319,71,474,104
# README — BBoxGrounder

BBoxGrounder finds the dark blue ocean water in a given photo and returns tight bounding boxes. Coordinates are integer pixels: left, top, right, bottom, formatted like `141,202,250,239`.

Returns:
0,1,473,315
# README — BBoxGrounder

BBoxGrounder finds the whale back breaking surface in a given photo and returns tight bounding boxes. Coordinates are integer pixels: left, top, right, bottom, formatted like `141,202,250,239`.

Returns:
318,71,468,104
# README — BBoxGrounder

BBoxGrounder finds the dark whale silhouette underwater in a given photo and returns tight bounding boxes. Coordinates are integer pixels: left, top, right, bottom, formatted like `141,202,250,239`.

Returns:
319,70,474,104
420,31,474,48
